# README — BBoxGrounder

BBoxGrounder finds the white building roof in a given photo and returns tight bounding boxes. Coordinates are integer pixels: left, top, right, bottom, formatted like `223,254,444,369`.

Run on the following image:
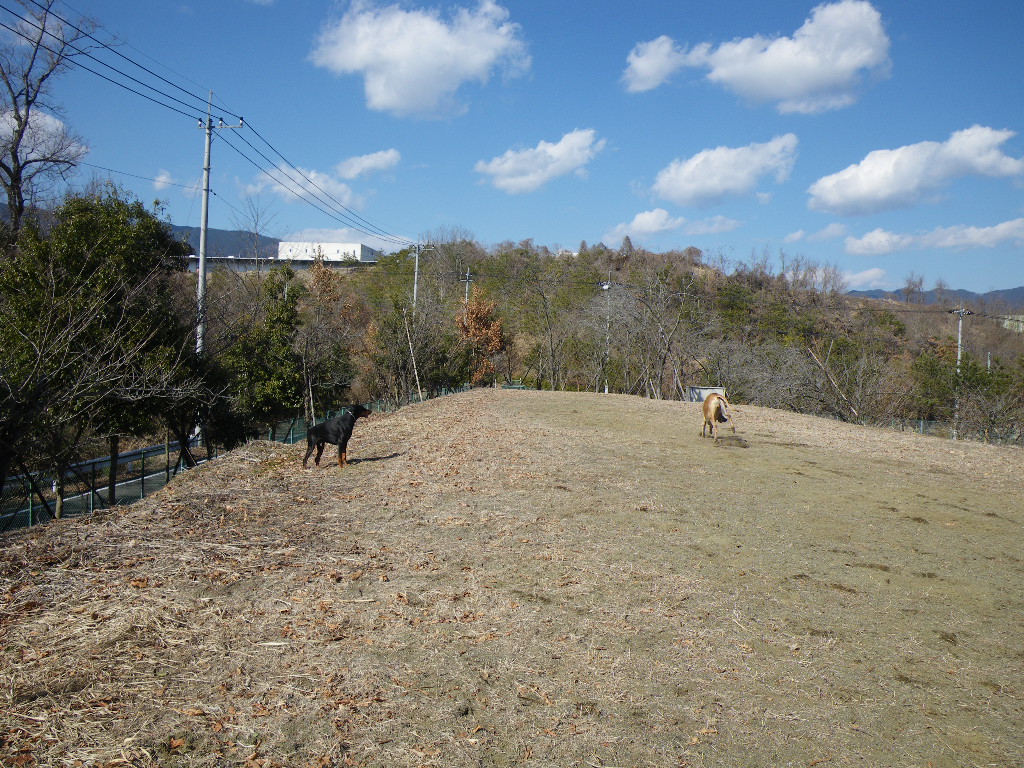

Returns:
277,242,380,263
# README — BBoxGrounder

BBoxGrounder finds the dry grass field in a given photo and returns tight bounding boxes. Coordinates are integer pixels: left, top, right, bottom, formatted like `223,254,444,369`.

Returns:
2,389,1022,768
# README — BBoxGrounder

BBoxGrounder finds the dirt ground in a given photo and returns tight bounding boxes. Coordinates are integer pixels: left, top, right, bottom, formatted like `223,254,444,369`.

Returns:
2,389,1022,768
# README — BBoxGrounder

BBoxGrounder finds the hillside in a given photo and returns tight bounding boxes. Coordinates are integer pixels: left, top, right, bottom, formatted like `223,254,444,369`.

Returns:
171,224,279,259
166,224,1024,311
2,390,1022,767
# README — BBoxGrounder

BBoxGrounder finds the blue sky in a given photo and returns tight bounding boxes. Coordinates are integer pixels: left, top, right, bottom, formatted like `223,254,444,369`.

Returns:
19,0,1024,293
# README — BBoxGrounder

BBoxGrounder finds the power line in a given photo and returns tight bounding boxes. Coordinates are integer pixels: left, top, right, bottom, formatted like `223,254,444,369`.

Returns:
54,0,216,107
79,161,253,225
220,129,413,246
244,122,415,246
0,1,417,247
79,161,193,190
217,131,412,247
27,1,407,240
30,0,241,119
0,6,208,120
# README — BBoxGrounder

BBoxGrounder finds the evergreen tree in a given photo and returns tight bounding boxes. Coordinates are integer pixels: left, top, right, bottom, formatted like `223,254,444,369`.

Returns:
0,186,192,511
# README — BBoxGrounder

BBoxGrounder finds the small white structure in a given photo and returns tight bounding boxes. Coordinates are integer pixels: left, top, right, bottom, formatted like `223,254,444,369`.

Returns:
187,240,381,274
277,242,381,265
686,386,726,403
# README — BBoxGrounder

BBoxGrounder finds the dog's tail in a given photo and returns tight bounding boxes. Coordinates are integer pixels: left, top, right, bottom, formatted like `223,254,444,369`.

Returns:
719,398,731,423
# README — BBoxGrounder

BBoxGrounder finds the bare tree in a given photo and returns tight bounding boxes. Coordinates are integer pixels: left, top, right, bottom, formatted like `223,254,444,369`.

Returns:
0,266,199,511
1,186,197,512
902,272,925,303
293,260,358,421
0,0,94,252
229,192,283,269
616,265,694,399
419,224,484,303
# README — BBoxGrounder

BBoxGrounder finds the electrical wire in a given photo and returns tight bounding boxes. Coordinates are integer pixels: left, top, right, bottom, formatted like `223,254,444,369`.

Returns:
0,6,208,120
219,129,413,246
239,122,413,245
0,1,418,247
54,11,417,244
217,131,413,246
78,161,197,190
31,0,242,120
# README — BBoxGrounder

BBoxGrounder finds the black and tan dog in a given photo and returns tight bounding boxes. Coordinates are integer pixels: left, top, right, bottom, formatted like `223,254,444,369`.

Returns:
303,404,372,469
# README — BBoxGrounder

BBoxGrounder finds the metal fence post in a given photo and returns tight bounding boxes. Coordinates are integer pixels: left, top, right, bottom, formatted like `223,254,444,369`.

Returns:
140,453,145,500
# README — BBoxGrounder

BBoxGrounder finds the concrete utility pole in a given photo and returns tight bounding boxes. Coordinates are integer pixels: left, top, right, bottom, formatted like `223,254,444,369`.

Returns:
950,305,973,441
601,278,611,394
411,243,434,311
195,93,243,354
461,268,473,302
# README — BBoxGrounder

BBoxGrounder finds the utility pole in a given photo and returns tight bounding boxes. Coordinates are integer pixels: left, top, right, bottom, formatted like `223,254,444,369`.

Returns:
195,92,243,354
412,244,420,310
950,305,973,440
411,243,434,312
601,276,612,394
460,268,473,303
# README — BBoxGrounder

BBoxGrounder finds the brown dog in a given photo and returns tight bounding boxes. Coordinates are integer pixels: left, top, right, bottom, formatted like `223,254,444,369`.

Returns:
701,392,735,441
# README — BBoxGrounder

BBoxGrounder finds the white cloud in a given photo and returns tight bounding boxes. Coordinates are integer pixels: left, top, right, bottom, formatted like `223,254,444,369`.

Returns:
152,171,181,193
475,129,606,193
335,149,401,179
623,0,890,113
845,228,912,256
154,170,175,191
684,215,741,235
0,109,87,161
844,267,888,289
808,222,848,241
923,219,1024,249
652,134,797,207
248,165,362,209
809,125,1024,215
604,208,686,242
622,35,693,93
310,0,529,118
845,218,1024,255
604,210,740,243
785,223,847,243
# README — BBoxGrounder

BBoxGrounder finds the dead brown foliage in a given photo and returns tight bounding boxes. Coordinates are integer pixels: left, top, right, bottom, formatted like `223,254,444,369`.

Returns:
2,390,1022,767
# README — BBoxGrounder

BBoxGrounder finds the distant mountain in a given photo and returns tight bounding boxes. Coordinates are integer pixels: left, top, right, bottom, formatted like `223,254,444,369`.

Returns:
847,286,1024,310
171,224,280,259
